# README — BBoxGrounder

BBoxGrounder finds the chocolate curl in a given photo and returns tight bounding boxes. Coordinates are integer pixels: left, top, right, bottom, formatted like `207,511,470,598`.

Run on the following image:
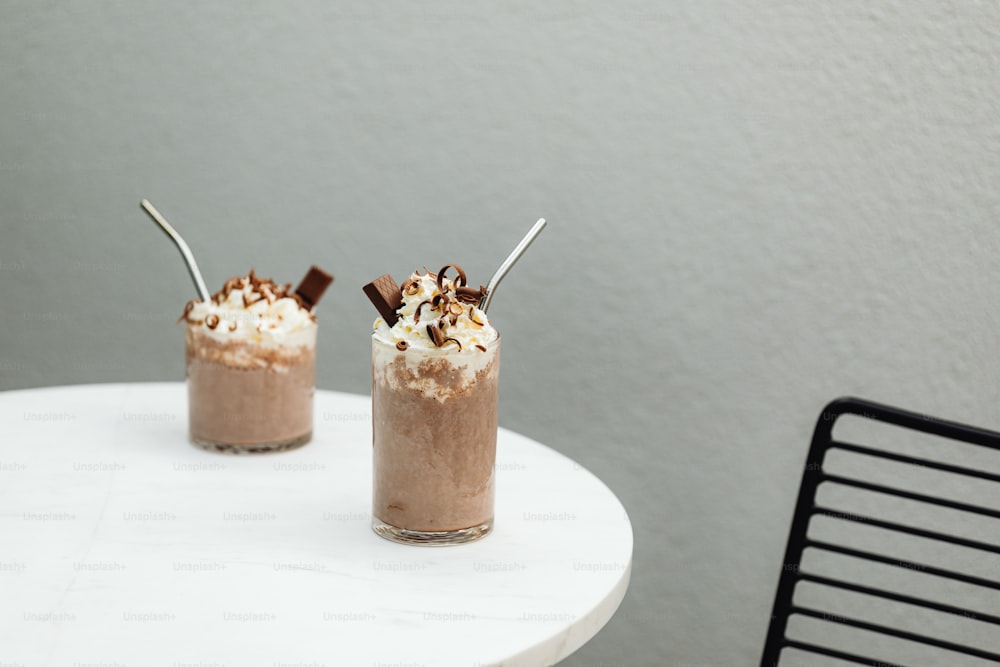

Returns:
294,265,334,309
363,274,403,327
413,300,432,324
436,264,467,292
425,320,445,347
455,286,484,304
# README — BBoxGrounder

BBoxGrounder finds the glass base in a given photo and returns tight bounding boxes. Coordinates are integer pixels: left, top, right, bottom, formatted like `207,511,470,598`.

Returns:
372,517,492,546
189,431,312,455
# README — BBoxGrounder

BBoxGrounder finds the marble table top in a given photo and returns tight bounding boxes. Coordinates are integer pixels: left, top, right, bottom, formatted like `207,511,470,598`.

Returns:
0,383,632,667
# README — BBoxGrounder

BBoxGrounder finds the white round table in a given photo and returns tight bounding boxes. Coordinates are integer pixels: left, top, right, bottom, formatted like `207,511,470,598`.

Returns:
0,383,632,666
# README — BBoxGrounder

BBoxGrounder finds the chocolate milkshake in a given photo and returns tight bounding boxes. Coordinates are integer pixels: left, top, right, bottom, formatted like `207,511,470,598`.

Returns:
182,268,331,453
365,265,500,545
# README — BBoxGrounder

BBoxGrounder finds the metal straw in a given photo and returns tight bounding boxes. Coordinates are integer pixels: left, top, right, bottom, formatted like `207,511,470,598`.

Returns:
140,199,211,302
479,218,547,313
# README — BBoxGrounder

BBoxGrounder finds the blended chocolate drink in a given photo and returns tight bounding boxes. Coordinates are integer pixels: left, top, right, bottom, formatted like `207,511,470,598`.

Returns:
366,265,500,545
181,268,331,454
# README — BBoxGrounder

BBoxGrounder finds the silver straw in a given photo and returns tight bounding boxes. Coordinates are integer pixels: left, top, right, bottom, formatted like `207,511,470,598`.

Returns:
140,199,211,302
479,218,547,313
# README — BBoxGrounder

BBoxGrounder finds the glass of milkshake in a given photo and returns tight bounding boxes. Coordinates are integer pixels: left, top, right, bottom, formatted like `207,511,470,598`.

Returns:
365,265,500,545
181,268,330,454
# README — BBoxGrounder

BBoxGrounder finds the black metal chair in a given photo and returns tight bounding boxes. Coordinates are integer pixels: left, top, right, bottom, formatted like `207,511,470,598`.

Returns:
762,397,1000,666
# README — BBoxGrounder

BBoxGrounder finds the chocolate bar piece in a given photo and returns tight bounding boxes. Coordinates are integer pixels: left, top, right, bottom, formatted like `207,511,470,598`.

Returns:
363,274,403,327
294,265,335,308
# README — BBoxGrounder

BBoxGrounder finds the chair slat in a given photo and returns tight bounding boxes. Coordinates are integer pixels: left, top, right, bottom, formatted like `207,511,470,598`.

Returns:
805,539,1000,591
798,572,1000,625
820,473,1000,520
830,440,1000,484
780,638,902,667
791,606,1000,662
812,505,1000,554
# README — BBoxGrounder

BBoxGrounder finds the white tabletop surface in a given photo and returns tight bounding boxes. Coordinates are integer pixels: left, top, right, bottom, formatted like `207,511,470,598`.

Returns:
0,382,632,667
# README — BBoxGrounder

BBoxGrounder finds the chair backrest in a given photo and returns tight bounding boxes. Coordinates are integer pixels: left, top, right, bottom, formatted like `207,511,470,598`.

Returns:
761,397,1000,666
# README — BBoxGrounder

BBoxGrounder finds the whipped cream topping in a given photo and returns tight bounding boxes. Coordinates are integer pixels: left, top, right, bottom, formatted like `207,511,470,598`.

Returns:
372,267,499,352
181,270,317,347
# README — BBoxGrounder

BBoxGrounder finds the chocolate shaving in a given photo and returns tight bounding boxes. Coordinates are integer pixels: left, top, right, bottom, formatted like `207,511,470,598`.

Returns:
362,274,403,327
467,311,485,327
396,340,409,351
436,264,467,292
475,344,487,352
442,337,462,351
261,285,275,304
414,299,432,324
455,286,484,303
426,321,445,347
432,293,450,311
401,279,419,296
178,300,197,323
205,314,220,330
224,276,242,295
228,320,238,332
293,265,334,308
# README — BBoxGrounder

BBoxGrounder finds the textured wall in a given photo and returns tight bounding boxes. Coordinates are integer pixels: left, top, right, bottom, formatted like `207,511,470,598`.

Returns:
3,1,1000,664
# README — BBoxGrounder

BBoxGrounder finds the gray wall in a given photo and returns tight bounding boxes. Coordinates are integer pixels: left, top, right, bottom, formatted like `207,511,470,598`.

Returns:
4,2,1000,665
